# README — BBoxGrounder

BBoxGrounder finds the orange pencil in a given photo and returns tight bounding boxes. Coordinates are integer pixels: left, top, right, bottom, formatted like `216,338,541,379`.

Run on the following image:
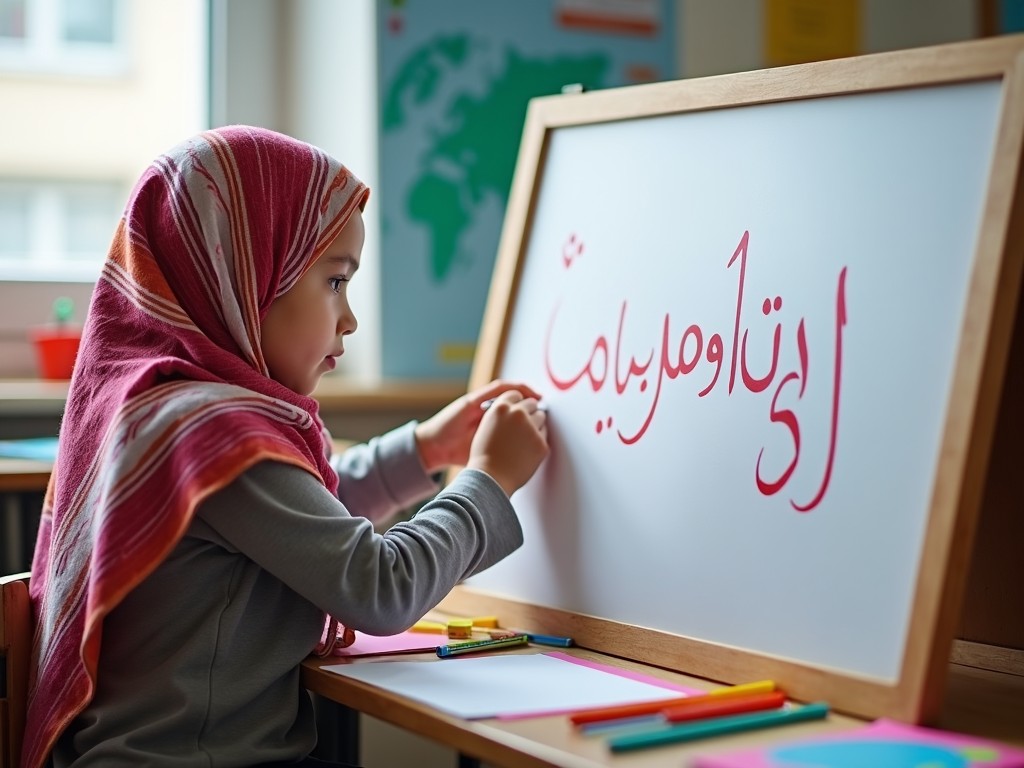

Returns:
570,680,776,726
662,690,785,723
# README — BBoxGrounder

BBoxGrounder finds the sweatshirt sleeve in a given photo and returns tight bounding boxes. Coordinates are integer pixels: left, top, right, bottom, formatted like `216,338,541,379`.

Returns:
195,460,523,636
329,421,440,524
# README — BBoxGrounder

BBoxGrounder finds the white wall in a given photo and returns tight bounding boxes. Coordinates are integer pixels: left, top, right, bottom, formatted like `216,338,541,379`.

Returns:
212,0,383,383
281,0,382,383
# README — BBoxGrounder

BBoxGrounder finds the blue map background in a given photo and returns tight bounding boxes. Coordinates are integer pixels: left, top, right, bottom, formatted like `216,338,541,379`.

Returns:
377,0,676,378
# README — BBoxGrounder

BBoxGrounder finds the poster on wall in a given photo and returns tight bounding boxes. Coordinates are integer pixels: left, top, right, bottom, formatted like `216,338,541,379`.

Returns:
377,0,676,379
764,0,860,66
997,0,1024,32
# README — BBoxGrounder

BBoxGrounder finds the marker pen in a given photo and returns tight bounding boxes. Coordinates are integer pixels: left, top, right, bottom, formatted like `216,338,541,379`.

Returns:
436,633,529,658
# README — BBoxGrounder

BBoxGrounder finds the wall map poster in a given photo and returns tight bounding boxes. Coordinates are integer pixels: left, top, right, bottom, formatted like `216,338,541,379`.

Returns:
377,0,676,378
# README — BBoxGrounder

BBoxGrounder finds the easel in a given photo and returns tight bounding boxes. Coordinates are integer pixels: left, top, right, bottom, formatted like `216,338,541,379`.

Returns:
441,33,1024,725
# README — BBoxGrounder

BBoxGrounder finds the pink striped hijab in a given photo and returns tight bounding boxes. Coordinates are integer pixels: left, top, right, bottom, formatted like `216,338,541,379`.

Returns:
22,126,368,768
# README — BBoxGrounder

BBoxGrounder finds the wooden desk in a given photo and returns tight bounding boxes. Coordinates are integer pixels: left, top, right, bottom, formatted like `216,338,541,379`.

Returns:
0,437,370,494
0,377,465,445
301,645,1024,767
0,459,51,493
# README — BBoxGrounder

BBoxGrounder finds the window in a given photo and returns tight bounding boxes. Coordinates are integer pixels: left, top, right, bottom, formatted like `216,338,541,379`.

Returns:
0,0,206,377
0,180,125,281
0,0,26,39
62,0,116,44
0,0,125,75
0,0,206,284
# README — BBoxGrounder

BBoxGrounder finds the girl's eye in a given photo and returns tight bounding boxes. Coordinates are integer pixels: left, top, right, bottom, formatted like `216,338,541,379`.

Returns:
328,277,348,293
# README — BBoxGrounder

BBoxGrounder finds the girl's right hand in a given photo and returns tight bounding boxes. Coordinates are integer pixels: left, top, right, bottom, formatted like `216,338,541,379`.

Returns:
466,391,549,497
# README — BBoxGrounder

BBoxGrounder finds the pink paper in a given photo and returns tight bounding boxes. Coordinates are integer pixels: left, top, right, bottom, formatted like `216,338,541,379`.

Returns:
495,651,703,720
693,718,1024,768
331,630,440,657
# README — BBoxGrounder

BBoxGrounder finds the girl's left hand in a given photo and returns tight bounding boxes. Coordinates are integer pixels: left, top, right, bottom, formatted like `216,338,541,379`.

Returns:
414,380,543,474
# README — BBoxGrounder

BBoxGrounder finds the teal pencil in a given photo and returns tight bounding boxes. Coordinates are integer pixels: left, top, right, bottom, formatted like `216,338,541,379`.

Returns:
607,702,830,753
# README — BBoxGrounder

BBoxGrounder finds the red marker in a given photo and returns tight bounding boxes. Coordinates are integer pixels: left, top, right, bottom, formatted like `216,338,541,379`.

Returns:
662,690,786,723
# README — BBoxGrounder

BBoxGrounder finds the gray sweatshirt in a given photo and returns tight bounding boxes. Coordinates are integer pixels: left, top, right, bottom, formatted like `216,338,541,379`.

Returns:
54,422,523,767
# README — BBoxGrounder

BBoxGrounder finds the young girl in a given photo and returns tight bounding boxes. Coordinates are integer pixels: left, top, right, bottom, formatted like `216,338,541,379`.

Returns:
24,126,549,768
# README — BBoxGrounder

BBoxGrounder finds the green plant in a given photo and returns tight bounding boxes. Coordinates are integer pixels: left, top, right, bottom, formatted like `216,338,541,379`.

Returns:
53,297,74,326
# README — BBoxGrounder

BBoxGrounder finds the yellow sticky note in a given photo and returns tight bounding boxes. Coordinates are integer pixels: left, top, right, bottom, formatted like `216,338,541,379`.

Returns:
765,0,860,66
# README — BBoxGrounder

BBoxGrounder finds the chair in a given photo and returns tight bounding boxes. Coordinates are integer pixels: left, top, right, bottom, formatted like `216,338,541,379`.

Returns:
1,572,30,768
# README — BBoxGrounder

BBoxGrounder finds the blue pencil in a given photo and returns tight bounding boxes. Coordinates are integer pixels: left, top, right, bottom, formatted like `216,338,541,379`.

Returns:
607,702,830,752
436,633,528,658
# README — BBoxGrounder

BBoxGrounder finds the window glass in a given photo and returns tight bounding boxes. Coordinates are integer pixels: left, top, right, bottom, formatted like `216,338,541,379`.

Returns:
0,0,205,283
0,0,123,74
0,181,123,279
0,0,26,40
63,182,122,259
0,187,30,258
61,0,114,44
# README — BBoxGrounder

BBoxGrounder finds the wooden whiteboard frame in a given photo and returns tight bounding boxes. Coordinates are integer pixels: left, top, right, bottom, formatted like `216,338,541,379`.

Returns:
440,35,1024,723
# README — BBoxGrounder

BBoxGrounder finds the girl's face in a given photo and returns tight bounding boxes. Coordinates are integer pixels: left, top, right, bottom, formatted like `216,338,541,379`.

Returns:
260,212,365,395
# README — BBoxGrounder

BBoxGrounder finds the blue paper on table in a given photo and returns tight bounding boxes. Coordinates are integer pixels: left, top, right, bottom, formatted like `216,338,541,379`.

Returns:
0,437,58,461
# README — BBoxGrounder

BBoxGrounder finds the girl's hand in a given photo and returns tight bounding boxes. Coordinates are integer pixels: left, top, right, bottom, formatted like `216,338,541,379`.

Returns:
414,380,546,476
466,390,549,497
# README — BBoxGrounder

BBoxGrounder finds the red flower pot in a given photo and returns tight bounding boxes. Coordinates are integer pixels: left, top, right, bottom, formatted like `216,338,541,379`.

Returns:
30,327,82,380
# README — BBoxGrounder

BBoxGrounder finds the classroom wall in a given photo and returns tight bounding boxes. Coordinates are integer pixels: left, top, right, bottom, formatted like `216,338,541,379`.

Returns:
207,0,978,392
681,0,977,78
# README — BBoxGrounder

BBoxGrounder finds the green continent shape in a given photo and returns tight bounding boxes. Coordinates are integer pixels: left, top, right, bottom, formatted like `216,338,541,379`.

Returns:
407,47,608,282
382,35,472,131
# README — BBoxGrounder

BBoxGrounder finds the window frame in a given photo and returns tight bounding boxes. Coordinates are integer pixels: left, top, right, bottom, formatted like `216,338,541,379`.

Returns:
0,0,128,77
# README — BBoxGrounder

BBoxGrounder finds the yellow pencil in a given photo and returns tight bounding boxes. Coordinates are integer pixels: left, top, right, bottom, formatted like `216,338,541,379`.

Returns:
707,680,776,698
409,620,447,634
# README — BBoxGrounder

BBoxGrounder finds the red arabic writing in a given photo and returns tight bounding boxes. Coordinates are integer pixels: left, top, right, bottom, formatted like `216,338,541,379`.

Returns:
543,230,848,512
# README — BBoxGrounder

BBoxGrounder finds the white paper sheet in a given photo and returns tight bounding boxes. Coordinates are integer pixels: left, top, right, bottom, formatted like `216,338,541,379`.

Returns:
321,652,691,720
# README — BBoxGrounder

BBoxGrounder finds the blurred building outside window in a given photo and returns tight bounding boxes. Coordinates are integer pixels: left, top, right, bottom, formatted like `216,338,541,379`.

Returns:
0,0,125,76
0,0,206,375
0,0,205,282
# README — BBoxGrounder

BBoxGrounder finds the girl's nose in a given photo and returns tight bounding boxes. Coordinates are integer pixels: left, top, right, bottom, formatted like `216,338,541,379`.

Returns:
338,305,357,337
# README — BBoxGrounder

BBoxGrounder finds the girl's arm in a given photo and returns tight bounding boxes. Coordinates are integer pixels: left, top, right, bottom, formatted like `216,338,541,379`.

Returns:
329,422,439,525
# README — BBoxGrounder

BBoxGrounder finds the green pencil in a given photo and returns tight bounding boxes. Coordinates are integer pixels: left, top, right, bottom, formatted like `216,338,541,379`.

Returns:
607,702,830,752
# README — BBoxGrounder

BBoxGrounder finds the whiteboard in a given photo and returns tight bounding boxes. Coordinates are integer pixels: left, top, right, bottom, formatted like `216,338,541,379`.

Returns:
446,35,1024,723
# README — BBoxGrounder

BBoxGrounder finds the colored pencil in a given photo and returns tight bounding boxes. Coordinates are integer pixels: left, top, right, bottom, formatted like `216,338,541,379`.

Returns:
662,690,785,722
436,633,528,658
579,689,786,736
607,702,830,752
570,679,777,726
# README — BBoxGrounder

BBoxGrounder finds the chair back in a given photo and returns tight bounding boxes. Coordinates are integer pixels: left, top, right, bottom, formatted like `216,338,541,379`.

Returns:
1,572,31,768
